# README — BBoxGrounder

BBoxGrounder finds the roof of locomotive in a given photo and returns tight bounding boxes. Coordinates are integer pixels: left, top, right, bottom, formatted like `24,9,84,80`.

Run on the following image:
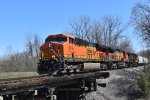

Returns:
46,33,75,39
95,43,114,52
127,52,137,56
75,37,90,46
115,49,125,52
45,34,133,54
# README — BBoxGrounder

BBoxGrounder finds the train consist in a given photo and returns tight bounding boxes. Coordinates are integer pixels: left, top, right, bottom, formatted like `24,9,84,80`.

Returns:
38,33,149,74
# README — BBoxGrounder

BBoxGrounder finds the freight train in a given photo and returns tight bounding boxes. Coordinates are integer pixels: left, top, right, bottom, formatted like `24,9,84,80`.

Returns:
38,33,149,74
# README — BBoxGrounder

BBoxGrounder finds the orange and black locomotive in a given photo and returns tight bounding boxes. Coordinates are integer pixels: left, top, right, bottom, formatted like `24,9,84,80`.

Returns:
38,33,140,74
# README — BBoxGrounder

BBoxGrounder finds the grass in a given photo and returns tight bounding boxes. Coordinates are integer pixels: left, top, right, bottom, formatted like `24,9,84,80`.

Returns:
0,72,39,79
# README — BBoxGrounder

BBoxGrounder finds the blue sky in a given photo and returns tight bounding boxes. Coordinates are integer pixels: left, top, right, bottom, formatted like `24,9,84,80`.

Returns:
0,0,144,56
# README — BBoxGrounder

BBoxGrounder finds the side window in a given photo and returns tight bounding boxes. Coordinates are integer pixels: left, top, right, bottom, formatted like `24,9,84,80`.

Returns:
69,37,74,44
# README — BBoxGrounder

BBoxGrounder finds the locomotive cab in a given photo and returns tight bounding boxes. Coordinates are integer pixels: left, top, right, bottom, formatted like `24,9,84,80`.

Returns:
38,34,70,74
40,34,67,60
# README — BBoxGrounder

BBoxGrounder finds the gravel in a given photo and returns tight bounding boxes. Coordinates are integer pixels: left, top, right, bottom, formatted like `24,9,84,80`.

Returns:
86,66,145,100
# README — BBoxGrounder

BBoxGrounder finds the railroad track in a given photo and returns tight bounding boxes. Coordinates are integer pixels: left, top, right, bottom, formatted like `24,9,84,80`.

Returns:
0,71,109,95
0,65,144,87
0,65,147,100
0,64,147,96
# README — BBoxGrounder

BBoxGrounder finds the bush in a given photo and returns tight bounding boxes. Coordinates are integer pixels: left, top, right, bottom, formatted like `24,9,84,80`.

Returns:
137,72,150,98
137,65,150,99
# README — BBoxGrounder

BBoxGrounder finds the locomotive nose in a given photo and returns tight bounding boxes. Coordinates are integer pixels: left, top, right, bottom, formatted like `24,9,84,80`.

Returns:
48,43,59,50
40,41,64,63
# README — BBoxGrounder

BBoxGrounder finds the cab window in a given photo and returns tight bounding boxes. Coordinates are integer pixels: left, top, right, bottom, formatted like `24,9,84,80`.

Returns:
69,37,74,44
45,36,67,44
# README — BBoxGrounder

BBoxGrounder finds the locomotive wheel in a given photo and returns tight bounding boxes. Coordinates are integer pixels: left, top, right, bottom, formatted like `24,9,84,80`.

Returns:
78,64,84,71
37,65,43,74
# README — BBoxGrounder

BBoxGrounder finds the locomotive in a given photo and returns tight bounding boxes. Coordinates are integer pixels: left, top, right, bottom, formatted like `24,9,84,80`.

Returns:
37,33,149,74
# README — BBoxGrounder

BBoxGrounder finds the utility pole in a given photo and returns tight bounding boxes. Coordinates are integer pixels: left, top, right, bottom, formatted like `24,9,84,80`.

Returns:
143,45,145,72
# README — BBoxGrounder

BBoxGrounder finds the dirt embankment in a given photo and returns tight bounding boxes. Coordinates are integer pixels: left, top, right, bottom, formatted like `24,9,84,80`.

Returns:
86,66,145,100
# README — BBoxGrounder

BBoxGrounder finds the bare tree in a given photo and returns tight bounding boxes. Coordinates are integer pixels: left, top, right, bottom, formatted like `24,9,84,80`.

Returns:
91,22,103,44
33,35,41,57
69,16,93,42
26,33,42,70
99,16,127,48
118,37,134,52
69,15,130,50
26,33,41,57
26,34,34,57
131,1,150,48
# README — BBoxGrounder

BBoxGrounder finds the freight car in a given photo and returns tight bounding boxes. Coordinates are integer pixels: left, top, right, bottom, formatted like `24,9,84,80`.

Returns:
138,56,149,66
37,33,148,74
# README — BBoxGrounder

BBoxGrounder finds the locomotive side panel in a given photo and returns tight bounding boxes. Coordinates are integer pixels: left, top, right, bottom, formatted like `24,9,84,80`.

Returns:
63,37,99,62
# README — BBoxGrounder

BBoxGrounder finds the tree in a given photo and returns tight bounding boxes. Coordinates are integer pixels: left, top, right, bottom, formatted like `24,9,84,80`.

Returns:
90,22,103,44
118,37,133,52
69,16,93,42
96,16,127,48
131,2,150,99
131,1,150,48
33,35,41,57
26,33,42,69
69,15,131,51
26,33,41,57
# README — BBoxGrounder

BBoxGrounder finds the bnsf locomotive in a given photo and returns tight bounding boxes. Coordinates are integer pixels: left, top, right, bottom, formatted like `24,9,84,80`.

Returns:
38,33,149,74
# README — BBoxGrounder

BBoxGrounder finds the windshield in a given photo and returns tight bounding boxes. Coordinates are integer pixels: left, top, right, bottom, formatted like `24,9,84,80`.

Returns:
45,36,67,44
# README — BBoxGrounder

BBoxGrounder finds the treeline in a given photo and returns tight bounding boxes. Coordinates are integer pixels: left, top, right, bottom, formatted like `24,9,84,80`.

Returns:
0,34,41,72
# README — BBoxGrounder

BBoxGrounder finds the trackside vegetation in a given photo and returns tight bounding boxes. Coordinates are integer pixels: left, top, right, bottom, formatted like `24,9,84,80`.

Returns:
137,65,150,99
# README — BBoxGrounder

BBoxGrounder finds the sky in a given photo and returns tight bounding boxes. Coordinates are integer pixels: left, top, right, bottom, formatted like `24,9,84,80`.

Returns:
0,0,144,56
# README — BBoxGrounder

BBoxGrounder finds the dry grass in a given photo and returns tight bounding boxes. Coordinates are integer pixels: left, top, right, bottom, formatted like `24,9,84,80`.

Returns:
0,72,39,79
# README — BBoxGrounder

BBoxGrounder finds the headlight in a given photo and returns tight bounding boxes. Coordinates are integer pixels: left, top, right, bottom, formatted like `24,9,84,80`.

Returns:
49,44,51,48
52,55,55,58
